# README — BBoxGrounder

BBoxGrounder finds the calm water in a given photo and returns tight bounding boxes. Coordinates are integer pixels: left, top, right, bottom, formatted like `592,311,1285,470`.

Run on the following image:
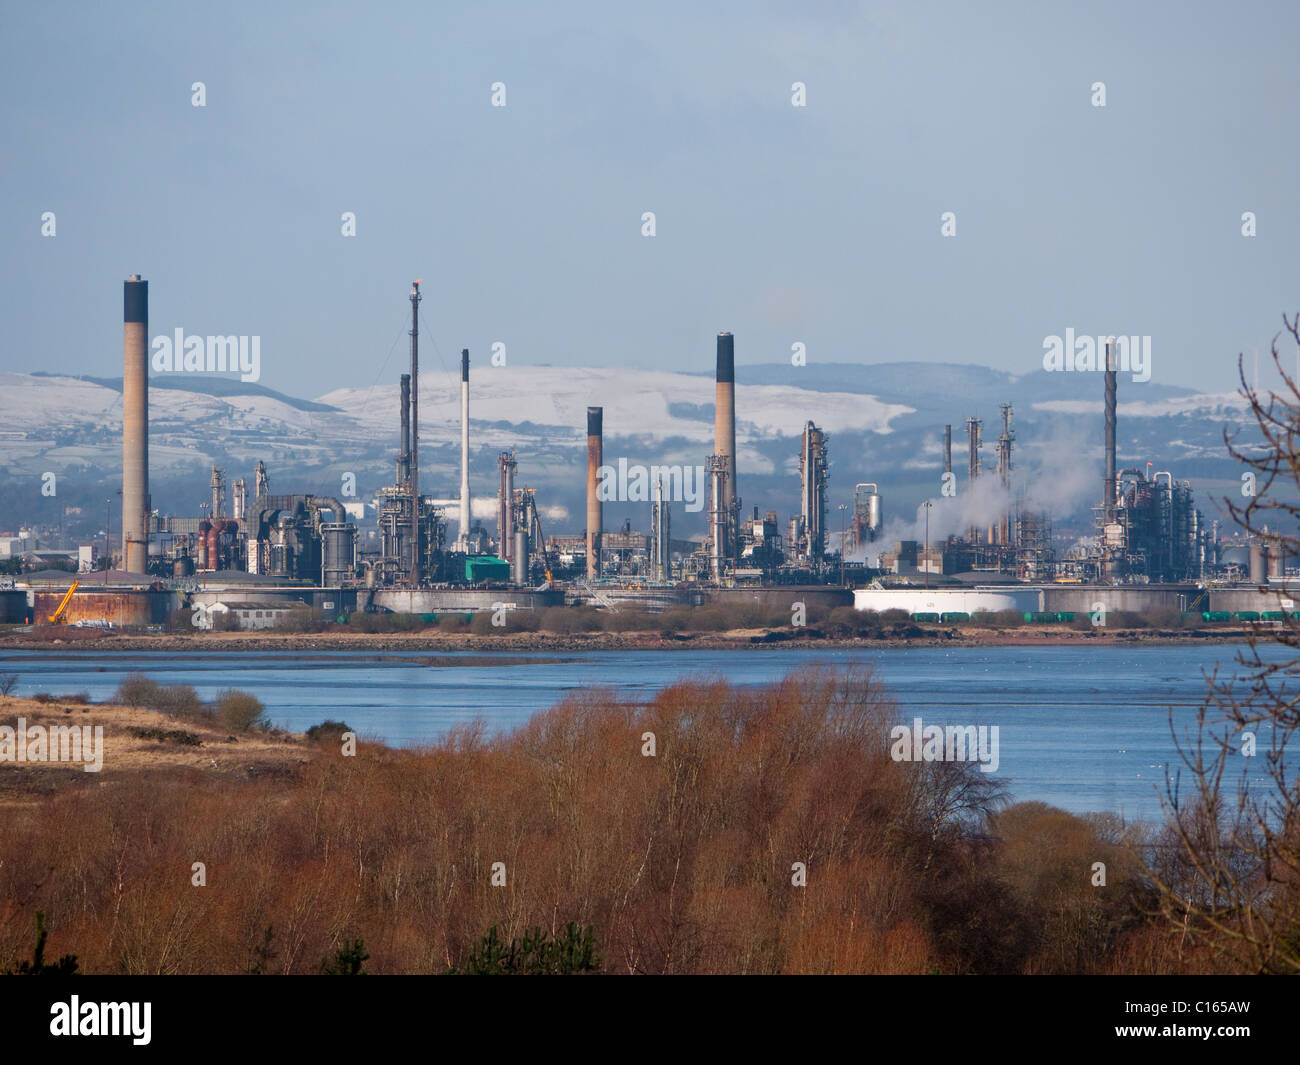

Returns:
1,644,1288,822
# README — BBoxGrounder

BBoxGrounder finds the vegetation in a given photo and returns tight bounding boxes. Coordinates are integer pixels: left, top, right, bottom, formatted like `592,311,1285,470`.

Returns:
215,690,267,732
115,673,162,708
1142,605,1188,630
321,938,369,975
112,672,265,731
305,720,353,743
0,666,1216,974
30,691,92,705
347,612,427,634
1143,320,1300,974
126,726,203,747
4,912,78,976
146,684,205,719
976,610,1025,629
450,923,599,975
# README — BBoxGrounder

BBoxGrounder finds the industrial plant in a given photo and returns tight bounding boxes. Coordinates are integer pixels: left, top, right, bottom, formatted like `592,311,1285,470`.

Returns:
0,275,1289,630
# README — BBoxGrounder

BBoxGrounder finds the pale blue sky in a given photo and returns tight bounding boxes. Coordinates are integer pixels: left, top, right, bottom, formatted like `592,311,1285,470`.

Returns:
3,0,1296,394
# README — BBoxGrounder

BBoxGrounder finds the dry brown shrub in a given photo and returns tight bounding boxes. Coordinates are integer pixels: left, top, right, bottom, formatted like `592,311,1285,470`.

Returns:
0,666,1178,975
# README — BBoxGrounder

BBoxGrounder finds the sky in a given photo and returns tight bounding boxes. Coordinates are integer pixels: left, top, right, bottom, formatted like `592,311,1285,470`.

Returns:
2,0,1298,398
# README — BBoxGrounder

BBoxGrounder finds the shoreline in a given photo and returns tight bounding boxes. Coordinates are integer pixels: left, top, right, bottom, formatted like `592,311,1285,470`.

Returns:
0,625,1260,654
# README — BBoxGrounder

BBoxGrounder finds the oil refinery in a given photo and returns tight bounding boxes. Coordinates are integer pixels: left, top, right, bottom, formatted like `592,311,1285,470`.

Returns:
0,275,1288,629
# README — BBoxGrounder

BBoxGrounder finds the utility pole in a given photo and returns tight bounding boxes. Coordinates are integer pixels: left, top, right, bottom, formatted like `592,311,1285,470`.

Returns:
104,498,110,586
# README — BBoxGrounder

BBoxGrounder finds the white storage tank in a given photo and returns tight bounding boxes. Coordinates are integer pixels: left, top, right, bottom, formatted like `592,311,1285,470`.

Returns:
853,587,1042,615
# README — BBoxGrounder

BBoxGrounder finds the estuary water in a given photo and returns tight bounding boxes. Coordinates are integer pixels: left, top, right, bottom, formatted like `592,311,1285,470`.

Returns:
1,643,1289,822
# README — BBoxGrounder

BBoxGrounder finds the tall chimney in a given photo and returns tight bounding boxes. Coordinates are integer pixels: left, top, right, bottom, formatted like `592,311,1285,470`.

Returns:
409,280,421,585
398,373,411,483
943,424,952,475
714,332,736,557
1104,338,1117,509
122,275,149,573
586,406,603,581
460,349,471,548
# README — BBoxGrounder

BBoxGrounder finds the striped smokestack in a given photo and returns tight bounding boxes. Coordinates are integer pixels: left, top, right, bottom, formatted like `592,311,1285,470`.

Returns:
586,406,602,581
122,275,149,573
714,332,736,556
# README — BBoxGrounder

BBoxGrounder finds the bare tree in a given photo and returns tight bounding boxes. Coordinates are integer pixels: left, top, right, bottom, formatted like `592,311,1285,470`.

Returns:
0,674,16,701
1147,314,1300,973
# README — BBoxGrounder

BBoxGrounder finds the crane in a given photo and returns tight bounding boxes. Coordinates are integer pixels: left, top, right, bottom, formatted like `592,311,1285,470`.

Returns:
48,580,80,623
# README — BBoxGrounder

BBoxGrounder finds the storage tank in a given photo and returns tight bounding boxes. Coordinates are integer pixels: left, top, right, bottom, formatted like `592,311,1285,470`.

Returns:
512,528,529,584
853,483,882,548
321,522,356,586
1268,543,1284,578
207,519,224,572
853,586,1041,615
270,541,292,578
0,589,29,623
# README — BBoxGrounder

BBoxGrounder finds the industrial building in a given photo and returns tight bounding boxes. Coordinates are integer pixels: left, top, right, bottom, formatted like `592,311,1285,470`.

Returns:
12,278,1282,632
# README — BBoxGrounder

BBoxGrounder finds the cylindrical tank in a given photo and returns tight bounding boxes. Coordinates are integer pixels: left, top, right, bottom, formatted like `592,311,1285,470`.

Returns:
207,519,226,572
173,555,194,578
271,542,291,577
197,520,211,570
1250,541,1265,584
513,528,529,585
270,517,294,578
1268,543,1284,578
867,493,882,537
321,522,356,586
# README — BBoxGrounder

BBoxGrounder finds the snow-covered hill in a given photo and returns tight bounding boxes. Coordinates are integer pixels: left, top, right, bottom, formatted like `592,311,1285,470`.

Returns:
0,363,1259,535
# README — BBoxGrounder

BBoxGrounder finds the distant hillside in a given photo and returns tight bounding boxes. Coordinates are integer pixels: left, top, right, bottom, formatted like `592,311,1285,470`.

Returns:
1,363,1256,543
31,372,341,413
